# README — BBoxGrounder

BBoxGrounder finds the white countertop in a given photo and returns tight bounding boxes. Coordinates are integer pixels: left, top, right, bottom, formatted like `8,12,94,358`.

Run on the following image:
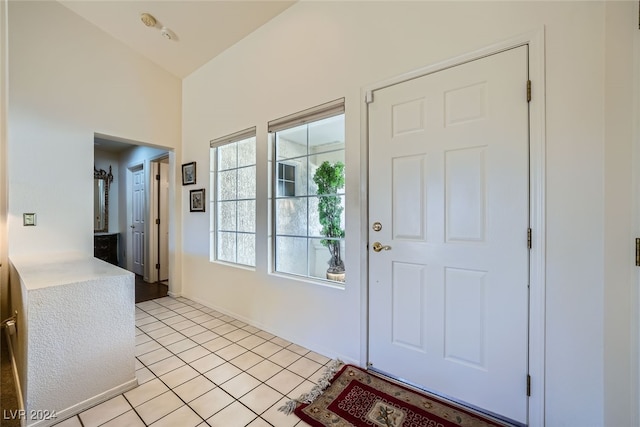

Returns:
10,252,132,291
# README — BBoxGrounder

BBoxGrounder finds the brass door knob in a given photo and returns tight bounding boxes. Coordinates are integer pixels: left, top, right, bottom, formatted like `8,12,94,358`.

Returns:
372,242,391,252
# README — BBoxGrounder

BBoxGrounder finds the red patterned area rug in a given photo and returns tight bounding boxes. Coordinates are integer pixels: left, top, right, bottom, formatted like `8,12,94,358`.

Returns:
289,364,509,427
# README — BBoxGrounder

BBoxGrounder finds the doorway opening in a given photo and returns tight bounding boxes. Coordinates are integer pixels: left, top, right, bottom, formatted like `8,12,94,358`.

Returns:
93,133,173,302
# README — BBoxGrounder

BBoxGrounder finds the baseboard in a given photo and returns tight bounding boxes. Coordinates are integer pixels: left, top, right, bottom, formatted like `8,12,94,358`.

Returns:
27,378,138,427
167,290,181,298
183,294,358,366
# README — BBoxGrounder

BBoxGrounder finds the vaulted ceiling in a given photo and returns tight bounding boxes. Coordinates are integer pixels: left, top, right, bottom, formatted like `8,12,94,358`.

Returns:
59,1,296,79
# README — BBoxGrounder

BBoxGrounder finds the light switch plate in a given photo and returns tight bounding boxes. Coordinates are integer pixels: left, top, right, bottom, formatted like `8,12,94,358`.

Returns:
23,213,36,226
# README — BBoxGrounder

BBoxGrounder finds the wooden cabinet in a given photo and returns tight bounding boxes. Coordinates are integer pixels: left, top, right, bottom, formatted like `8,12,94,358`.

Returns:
94,233,118,265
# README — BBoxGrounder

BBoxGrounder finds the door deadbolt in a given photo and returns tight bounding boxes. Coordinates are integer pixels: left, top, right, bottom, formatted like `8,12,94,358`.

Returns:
372,222,382,232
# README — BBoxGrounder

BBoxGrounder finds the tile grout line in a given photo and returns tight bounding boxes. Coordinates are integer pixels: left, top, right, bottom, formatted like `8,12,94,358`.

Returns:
172,307,318,422
136,305,325,387
135,303,230,425
118,394,150,427
121,372,209,427
72,296,327,427
134,303,286,425
133,304,232,426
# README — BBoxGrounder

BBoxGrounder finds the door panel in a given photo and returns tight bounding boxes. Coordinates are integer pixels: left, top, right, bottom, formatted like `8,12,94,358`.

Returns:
132,166,145,276
392,155,426,241
444,267,487,369
368,46,529,423
445,147,486,242
391,261,427,351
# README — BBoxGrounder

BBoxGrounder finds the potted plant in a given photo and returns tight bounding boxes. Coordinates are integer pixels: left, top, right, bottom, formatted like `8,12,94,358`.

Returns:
313,161,346,282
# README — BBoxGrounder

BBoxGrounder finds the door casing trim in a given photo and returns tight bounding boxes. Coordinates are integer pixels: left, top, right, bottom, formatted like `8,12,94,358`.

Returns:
359,27,547,426
149,154,170,284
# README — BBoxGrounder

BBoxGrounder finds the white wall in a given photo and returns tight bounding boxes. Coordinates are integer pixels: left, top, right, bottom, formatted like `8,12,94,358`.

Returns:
7,1,182,259
182,1,635,425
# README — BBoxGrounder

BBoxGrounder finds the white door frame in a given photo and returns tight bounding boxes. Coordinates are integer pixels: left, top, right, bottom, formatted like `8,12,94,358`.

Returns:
149,154,170,284
360,28,546,426
149,160,160,283
632,21,640,427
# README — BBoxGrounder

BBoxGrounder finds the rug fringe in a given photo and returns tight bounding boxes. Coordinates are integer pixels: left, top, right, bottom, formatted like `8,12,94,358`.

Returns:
278,359,344,415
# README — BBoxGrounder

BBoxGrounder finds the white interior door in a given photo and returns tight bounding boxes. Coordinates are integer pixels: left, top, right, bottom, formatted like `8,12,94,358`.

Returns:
131,165,145,276
368,46,530,423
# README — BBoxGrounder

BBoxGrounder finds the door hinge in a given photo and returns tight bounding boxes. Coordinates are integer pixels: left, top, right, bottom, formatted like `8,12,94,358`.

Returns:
365,90,374,104
155,218,160,225
635,238,640,266
156,174,160,181
155,263,160,270
526,80,532,103
527,375,531,396
527,228,532,249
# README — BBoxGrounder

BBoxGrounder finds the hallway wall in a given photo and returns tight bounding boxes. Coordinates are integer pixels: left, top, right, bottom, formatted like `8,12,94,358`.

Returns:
6,1,182,259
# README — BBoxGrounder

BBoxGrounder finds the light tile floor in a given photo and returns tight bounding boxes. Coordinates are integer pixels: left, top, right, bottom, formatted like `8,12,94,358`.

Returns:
54,297,324,427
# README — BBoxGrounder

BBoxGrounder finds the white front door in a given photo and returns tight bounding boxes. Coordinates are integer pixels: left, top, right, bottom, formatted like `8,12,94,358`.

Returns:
131,165,145,276
368,46,530,423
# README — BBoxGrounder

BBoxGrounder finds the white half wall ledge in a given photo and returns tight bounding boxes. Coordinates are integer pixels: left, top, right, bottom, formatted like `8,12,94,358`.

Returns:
9,253,136,427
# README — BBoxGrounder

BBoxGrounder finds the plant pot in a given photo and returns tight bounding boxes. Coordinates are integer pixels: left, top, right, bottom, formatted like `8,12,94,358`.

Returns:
326,270,346,282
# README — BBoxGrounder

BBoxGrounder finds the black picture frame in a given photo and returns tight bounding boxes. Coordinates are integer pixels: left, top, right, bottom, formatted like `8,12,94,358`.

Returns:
182,162,196,185
190,188,205,212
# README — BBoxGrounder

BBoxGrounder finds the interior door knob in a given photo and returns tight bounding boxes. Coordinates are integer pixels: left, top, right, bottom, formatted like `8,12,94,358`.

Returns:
372,242,392,252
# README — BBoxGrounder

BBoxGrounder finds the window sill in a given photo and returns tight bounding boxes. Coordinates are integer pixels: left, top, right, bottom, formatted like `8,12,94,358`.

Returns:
210,260,256,272
268,271,346,290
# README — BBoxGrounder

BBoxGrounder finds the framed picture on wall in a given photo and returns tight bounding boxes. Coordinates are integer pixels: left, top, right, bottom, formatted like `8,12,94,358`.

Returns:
182,161,196,185
190,188,205,212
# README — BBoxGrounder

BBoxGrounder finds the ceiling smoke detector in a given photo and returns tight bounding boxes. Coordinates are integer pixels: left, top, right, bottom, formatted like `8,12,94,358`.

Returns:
140,13,156,27
160,27,173,40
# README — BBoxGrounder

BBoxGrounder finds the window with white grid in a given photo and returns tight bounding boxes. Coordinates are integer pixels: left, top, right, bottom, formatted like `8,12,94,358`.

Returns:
269,99,346,284
210,128,256,267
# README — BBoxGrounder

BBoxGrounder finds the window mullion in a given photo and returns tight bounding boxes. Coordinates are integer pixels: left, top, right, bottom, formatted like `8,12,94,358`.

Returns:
215,148,220,262
235,145,239,264
273,137,277,273
306,124,311,278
